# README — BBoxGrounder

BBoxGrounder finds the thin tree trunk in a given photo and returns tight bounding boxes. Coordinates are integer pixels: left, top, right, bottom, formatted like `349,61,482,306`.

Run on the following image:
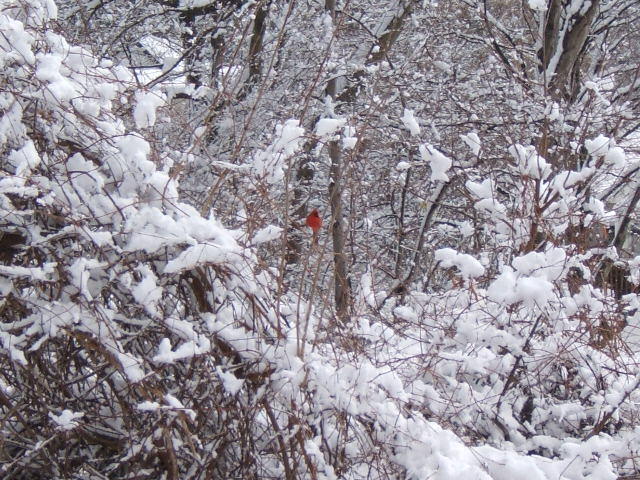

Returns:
328,138,350,321
539,0,600,100
248,2,269,82
325,0,350,322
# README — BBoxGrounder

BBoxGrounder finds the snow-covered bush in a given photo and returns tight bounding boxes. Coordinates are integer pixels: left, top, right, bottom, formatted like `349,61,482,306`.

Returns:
3,0,640,479
0,1,296,477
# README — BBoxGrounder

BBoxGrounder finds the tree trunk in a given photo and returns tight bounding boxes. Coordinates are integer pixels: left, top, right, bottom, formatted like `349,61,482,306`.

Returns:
539,0,600,100
325,0,351,322
248,2,269,82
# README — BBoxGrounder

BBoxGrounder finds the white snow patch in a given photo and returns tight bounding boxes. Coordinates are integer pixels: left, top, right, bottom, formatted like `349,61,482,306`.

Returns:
316,118,346,137
131,266,162,317
435,248,485,279
461,132,481,156
164,243,241,273
585,135,611,156
9,140,40,176
0,16,36,66
528,0,548,11
342,125,357,149
605,146,625,168
401,109,421,136
68,257,105,300
216,366,244,395
509,144,551,180
49,409,84,431
134,90,165,128
253,119,305,184
419,144,452,182
488,267,555,307
466,178,493,199
164,394,196,421
153,337,210,364
137,400,161,411
251,225,282,245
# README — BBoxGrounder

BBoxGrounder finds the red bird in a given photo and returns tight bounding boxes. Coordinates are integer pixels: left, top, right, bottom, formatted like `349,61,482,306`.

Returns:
305,209,322,235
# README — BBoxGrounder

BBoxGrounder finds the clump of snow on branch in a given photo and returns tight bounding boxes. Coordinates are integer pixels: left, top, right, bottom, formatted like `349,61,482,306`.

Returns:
134,90,166,128
252,119,305,184
420,143,452,181
401,108,421,136
316,117,346,138
435,248,485,279
49,410,84,431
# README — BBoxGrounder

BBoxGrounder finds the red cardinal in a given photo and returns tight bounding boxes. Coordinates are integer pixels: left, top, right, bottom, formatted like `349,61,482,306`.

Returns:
305,209,322,240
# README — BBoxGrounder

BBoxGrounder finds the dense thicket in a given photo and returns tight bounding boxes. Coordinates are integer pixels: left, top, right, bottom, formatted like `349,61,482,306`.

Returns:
2,0,640,478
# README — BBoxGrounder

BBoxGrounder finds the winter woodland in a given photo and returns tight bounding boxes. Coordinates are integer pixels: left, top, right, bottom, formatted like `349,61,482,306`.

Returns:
2,0,640,478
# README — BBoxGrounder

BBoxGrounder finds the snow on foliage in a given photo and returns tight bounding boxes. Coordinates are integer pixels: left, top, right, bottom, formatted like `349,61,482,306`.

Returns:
509,144,552,180
133,90,166,128
528,0,548,11
435,247,485,279
49,409,84,431
2,0,640,479
316,117,346,138
401,108,421,136
252,119,305,184
461,131,482,156
419,143,452,181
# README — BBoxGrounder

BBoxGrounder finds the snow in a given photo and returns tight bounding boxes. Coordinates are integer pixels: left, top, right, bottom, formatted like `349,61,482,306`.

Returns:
401,108,421,136
253,119,305,184
68,257,105,300
582,135,626,167
316,117,346,137
433,60,453,74
459,221,475,237
585,135,611,156
419,144,452,182
435,248,485,279
125,204,241,258
487,267,555,307
460,132,481,155
216,366,244,395
342,125,358,149
509,144,551,180
0,262,56,281
164,242,242,273
9,140,40,176
36,52,79,101
585,81,598,91
153,337,210,364
0,331,27,365
466,178,493,199
547,102,561,121
0,15,36,66
131,266,162,317
251,225,282,244
113,351,146,383
49,409,84,431
136,396,196,421
137,400,161,411
528,0,548,10
511,248,566,281
2,1,639,478
605,146,625,167
133,90,165,128
394,305,418,322
357,269,377,308
115,134,154,177
164,394,196,421
180,0,215,7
